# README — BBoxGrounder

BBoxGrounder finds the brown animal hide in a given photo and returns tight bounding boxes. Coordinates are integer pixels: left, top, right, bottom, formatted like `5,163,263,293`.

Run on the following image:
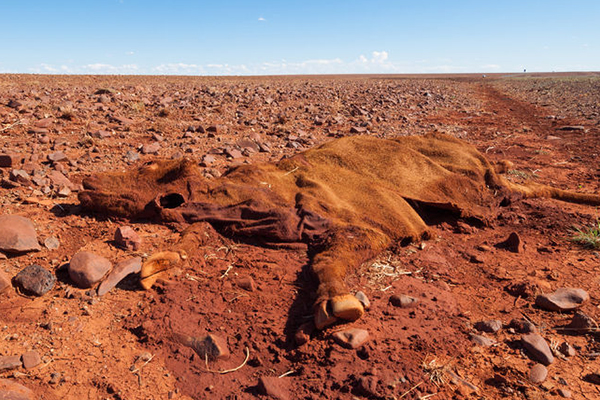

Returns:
79,133,600,329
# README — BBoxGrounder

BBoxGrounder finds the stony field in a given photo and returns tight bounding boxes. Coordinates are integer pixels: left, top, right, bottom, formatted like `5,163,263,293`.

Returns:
1,72,600,399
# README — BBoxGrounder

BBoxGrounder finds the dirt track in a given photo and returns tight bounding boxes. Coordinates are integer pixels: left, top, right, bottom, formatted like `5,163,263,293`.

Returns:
1,73,600,399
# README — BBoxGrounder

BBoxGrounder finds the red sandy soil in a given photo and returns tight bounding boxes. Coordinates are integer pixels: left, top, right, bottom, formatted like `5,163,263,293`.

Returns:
1,73,600,399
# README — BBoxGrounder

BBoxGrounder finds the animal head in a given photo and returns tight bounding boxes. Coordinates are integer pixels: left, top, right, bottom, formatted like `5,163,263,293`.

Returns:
79,158,203,219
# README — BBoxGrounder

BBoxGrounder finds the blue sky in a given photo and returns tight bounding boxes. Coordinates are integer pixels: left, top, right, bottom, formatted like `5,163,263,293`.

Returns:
1,0,598,75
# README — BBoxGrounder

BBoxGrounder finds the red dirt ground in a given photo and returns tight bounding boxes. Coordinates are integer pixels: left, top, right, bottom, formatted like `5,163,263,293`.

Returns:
1,73,600,399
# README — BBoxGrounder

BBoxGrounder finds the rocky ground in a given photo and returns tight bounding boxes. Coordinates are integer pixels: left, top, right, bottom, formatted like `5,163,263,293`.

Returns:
1,72,600,399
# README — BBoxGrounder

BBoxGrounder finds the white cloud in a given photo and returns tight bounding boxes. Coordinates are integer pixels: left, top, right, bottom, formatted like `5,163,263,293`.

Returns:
22,51,494,76
258,17,266,22
153,63,203,74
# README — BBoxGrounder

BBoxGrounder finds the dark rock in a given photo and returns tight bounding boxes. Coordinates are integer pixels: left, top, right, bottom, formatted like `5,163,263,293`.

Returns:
565,311,598,333
114,226,142,251
68,251,112,288
0,154,20,168
0,215,41,253
529,363,548,383
97,257,142,296
497,232,523,253
508,319,537,333
557,125,585,131
522,333,554,365
389,294,418,308
332,328,369,349
474,320,502,333
257,376,290,400
13,264,56,296
535,288,589,312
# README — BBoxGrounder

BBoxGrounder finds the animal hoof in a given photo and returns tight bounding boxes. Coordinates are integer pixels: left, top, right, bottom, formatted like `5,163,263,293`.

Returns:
314,301,337,330
331,294,364,321
140,250,186,289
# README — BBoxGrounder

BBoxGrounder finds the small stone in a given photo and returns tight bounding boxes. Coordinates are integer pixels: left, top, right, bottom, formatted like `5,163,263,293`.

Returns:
497,232,524,253
9,169,31,185
474,320,502,333
114,226,142,251
200,154,216,167
0,153,20,168
558,388,572,398
566,311,598,333
558,342,576,357
124,151,140,163
68,251,112,288
355,291,370,309
47,170,75,190
47,151,67,163
557,125,585,131
0,215,41,253
0,378,34,400
522,333,554,365
529,363,548,383
356,376,381,398
294,322,314,346
142,142,161,155
13,264,56,296
0,355,22,370
257,376,290,400
389,294,418,308
21,351,41,369
57,186,71,197
470,334,496,347
332,328,369,349
44,236,60,250
236,275,256,292
350,126,367,134
0,271,10,293
224,147,243,159
172,333,230,360
97,257,142,296
535,288,589,312
508,319,537,333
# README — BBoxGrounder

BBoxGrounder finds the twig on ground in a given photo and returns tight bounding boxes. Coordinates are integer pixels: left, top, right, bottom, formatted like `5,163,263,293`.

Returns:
204,347,250,374
219,264,233,279
399,381,422,399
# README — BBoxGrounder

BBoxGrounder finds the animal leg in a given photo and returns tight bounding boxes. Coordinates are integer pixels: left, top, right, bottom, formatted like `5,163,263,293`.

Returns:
140,223,210,289
311,226,391,329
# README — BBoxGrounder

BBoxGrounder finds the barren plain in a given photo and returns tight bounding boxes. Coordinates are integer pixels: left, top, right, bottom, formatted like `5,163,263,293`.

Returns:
1,72,600,399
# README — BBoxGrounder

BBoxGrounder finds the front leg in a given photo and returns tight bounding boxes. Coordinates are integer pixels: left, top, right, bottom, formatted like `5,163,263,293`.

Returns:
310,225,391,329
140,222,211,289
